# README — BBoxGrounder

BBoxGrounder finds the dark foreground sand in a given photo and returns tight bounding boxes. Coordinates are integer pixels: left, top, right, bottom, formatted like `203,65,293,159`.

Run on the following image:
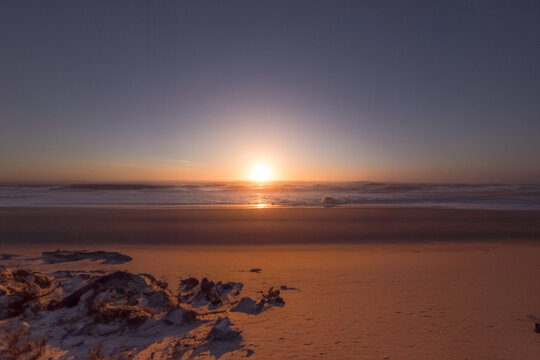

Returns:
1,207,540,359
1,207,540,244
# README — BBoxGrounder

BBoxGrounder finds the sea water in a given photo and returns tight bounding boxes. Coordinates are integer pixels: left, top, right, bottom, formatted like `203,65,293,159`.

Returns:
1,182,539,210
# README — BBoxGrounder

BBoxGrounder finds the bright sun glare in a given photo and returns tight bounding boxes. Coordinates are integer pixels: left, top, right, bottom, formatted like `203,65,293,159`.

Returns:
250,163,273,182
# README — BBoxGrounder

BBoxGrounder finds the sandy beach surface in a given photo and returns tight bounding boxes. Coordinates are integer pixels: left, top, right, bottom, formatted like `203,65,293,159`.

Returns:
2,207,540,359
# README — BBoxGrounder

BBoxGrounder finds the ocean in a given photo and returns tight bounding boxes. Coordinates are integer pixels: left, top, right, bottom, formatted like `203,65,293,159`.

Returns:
1,182,539,210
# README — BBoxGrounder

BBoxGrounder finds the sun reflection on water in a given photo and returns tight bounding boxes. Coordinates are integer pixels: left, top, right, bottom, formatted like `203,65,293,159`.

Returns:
254,203,270,208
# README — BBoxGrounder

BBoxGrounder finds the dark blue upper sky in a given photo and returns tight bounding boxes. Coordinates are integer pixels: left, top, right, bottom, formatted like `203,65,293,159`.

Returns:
1,0,539,182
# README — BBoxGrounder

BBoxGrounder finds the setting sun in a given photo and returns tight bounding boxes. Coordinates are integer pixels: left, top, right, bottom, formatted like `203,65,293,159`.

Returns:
250,163,273,182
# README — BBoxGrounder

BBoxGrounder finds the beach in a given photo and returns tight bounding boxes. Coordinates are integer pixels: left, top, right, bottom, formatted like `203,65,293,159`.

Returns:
1,207,540,359
3,0,539,358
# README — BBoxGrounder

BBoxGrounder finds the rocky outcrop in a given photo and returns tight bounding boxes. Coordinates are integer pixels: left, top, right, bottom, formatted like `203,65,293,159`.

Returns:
231,287,285,315
0,268,54,320
0,268,282,359
178,277,243,309
231,297,262,314
41,250,132,264
321,195,338,207
262,287,285,306
207,317,240,341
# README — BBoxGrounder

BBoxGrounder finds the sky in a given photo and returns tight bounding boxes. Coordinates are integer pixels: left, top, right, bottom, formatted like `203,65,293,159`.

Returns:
1,0,539,183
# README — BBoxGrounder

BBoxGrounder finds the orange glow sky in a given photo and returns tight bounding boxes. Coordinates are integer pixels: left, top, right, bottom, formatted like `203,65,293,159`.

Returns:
1,1,539,184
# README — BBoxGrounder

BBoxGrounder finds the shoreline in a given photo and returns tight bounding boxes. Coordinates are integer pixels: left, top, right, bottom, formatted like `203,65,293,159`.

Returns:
2,206,539,245
2,203,540,210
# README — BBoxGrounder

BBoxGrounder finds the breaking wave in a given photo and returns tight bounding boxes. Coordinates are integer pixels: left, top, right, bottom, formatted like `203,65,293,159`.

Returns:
1,182,539,210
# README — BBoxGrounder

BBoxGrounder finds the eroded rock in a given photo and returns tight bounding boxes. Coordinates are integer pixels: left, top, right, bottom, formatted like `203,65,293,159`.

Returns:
207,317,240,341
260,287,285,308
231,287,285,315
0,269,285,359
280,285,299,291
178,277,243,309
321,196,337,207
42,250,132,264
0,267,54,319
231,297,261,314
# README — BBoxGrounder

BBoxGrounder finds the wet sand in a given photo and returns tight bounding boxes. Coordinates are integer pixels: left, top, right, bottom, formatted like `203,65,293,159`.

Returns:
1,207,540,244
